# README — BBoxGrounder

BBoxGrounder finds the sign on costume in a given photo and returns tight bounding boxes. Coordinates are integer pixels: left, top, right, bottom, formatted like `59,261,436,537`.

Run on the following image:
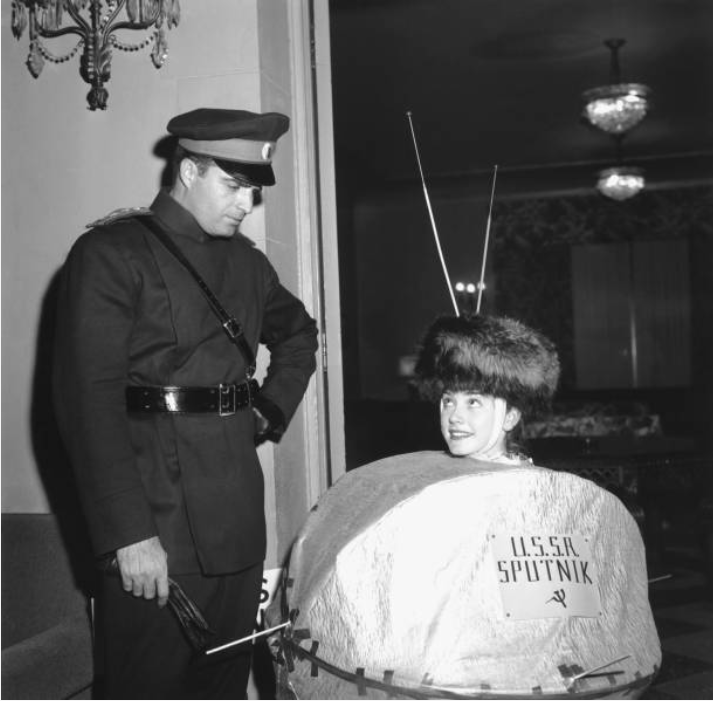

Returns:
490,533,601,619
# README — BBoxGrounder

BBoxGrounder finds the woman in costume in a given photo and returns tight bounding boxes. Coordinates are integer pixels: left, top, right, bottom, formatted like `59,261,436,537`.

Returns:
267,311,660,700
413,312,560,466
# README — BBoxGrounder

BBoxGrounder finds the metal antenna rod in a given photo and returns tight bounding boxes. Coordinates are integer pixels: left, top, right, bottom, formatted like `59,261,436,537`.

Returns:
569,655,631,683
406,111,460,316
205,621,289,655
476,164,498,314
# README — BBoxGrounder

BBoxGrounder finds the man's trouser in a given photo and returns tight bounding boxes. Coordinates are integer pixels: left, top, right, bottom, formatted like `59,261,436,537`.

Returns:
96,563,263,700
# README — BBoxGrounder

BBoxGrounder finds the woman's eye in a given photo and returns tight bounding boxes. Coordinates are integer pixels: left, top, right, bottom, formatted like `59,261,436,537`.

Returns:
468,397,482,407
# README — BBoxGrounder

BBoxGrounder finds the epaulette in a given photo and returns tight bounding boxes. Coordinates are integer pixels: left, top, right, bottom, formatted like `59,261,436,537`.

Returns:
86,207,153,228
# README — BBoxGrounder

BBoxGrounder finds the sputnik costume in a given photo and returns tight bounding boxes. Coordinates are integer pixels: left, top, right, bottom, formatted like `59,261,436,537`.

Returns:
266,315,660,699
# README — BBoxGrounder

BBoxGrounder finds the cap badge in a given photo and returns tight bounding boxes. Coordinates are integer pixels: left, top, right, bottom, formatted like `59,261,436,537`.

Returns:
261,143,273,161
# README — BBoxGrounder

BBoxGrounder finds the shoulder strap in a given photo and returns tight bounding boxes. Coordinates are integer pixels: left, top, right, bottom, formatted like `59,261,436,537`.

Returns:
141,216,256,379
87,206,153,228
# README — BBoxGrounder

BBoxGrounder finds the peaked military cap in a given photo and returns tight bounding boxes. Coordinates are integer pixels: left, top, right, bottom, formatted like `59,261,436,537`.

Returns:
414,313,560,419
167,108,290,186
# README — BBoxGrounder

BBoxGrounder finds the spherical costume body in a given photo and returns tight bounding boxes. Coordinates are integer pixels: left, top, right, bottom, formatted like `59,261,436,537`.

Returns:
268,451,660,699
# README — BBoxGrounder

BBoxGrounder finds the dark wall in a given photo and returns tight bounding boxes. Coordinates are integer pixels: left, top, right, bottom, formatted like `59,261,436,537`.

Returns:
339,184,713,449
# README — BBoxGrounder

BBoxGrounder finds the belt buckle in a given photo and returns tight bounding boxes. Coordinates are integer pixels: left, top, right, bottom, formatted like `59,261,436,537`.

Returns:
219,383,236,417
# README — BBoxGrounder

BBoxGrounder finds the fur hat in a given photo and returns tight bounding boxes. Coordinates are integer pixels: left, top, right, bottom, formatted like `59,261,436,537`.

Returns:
414,314,560,418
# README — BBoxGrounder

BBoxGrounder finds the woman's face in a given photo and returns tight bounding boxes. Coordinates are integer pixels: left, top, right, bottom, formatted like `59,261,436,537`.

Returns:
439,390,519,460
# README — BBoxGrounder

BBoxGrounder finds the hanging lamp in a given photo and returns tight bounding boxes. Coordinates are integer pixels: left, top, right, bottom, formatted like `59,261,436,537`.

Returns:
583,38,651,135
596,136,645,201
596,165,645,200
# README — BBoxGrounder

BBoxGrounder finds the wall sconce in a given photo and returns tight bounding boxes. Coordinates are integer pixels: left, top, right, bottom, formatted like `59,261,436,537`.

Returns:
11,0,181,111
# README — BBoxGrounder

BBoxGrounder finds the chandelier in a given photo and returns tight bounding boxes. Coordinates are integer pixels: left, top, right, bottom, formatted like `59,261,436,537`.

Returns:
582,38,651,135
596,165,645,201
11,0,181,111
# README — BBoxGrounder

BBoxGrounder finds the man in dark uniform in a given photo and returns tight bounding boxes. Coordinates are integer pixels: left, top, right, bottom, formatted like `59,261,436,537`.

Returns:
52,108,318,699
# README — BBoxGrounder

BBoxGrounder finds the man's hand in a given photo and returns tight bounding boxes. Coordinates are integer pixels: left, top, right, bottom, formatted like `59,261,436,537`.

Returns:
116,536,169,608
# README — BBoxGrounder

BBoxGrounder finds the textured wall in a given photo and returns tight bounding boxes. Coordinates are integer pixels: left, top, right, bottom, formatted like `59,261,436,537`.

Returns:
352,185,713,406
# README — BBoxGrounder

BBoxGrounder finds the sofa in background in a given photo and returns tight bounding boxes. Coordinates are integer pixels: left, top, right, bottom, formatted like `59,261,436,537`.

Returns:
2,513,94,699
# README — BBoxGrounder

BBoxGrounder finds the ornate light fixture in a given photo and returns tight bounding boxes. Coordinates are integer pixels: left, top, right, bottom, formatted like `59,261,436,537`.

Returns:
582,38,651,135
11,0,181,111
596,165,645,201
596,135,645,201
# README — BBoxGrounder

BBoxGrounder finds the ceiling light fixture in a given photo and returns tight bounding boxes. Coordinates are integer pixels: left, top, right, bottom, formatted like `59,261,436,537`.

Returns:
596,135,645,201
596,165,645,201
582,38,651,135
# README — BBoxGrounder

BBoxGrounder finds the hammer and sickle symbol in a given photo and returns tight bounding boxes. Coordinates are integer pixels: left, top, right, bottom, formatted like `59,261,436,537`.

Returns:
546,588,567,608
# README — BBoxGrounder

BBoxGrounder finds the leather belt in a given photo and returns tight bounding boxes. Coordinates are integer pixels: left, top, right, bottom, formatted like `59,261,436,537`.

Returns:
126,380,258,416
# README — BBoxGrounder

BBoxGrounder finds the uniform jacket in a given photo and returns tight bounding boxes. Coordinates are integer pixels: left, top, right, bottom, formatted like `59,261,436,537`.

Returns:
52,190,318,575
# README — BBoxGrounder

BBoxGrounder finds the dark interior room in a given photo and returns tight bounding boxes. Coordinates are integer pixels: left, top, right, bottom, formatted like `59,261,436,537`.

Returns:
329,1,713,697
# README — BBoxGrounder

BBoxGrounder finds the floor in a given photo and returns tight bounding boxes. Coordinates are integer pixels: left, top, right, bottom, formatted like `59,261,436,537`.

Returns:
641,541,713,700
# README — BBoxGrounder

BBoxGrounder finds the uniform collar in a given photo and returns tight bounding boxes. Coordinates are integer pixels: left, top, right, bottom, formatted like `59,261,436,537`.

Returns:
150,188,210,242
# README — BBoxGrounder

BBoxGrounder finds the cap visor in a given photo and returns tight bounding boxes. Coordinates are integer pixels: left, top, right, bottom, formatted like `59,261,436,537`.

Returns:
213,158,275,187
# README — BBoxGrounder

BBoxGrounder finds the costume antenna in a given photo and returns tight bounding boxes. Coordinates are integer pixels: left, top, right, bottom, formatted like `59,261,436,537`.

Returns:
476,164,498,314
406,111,460,316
